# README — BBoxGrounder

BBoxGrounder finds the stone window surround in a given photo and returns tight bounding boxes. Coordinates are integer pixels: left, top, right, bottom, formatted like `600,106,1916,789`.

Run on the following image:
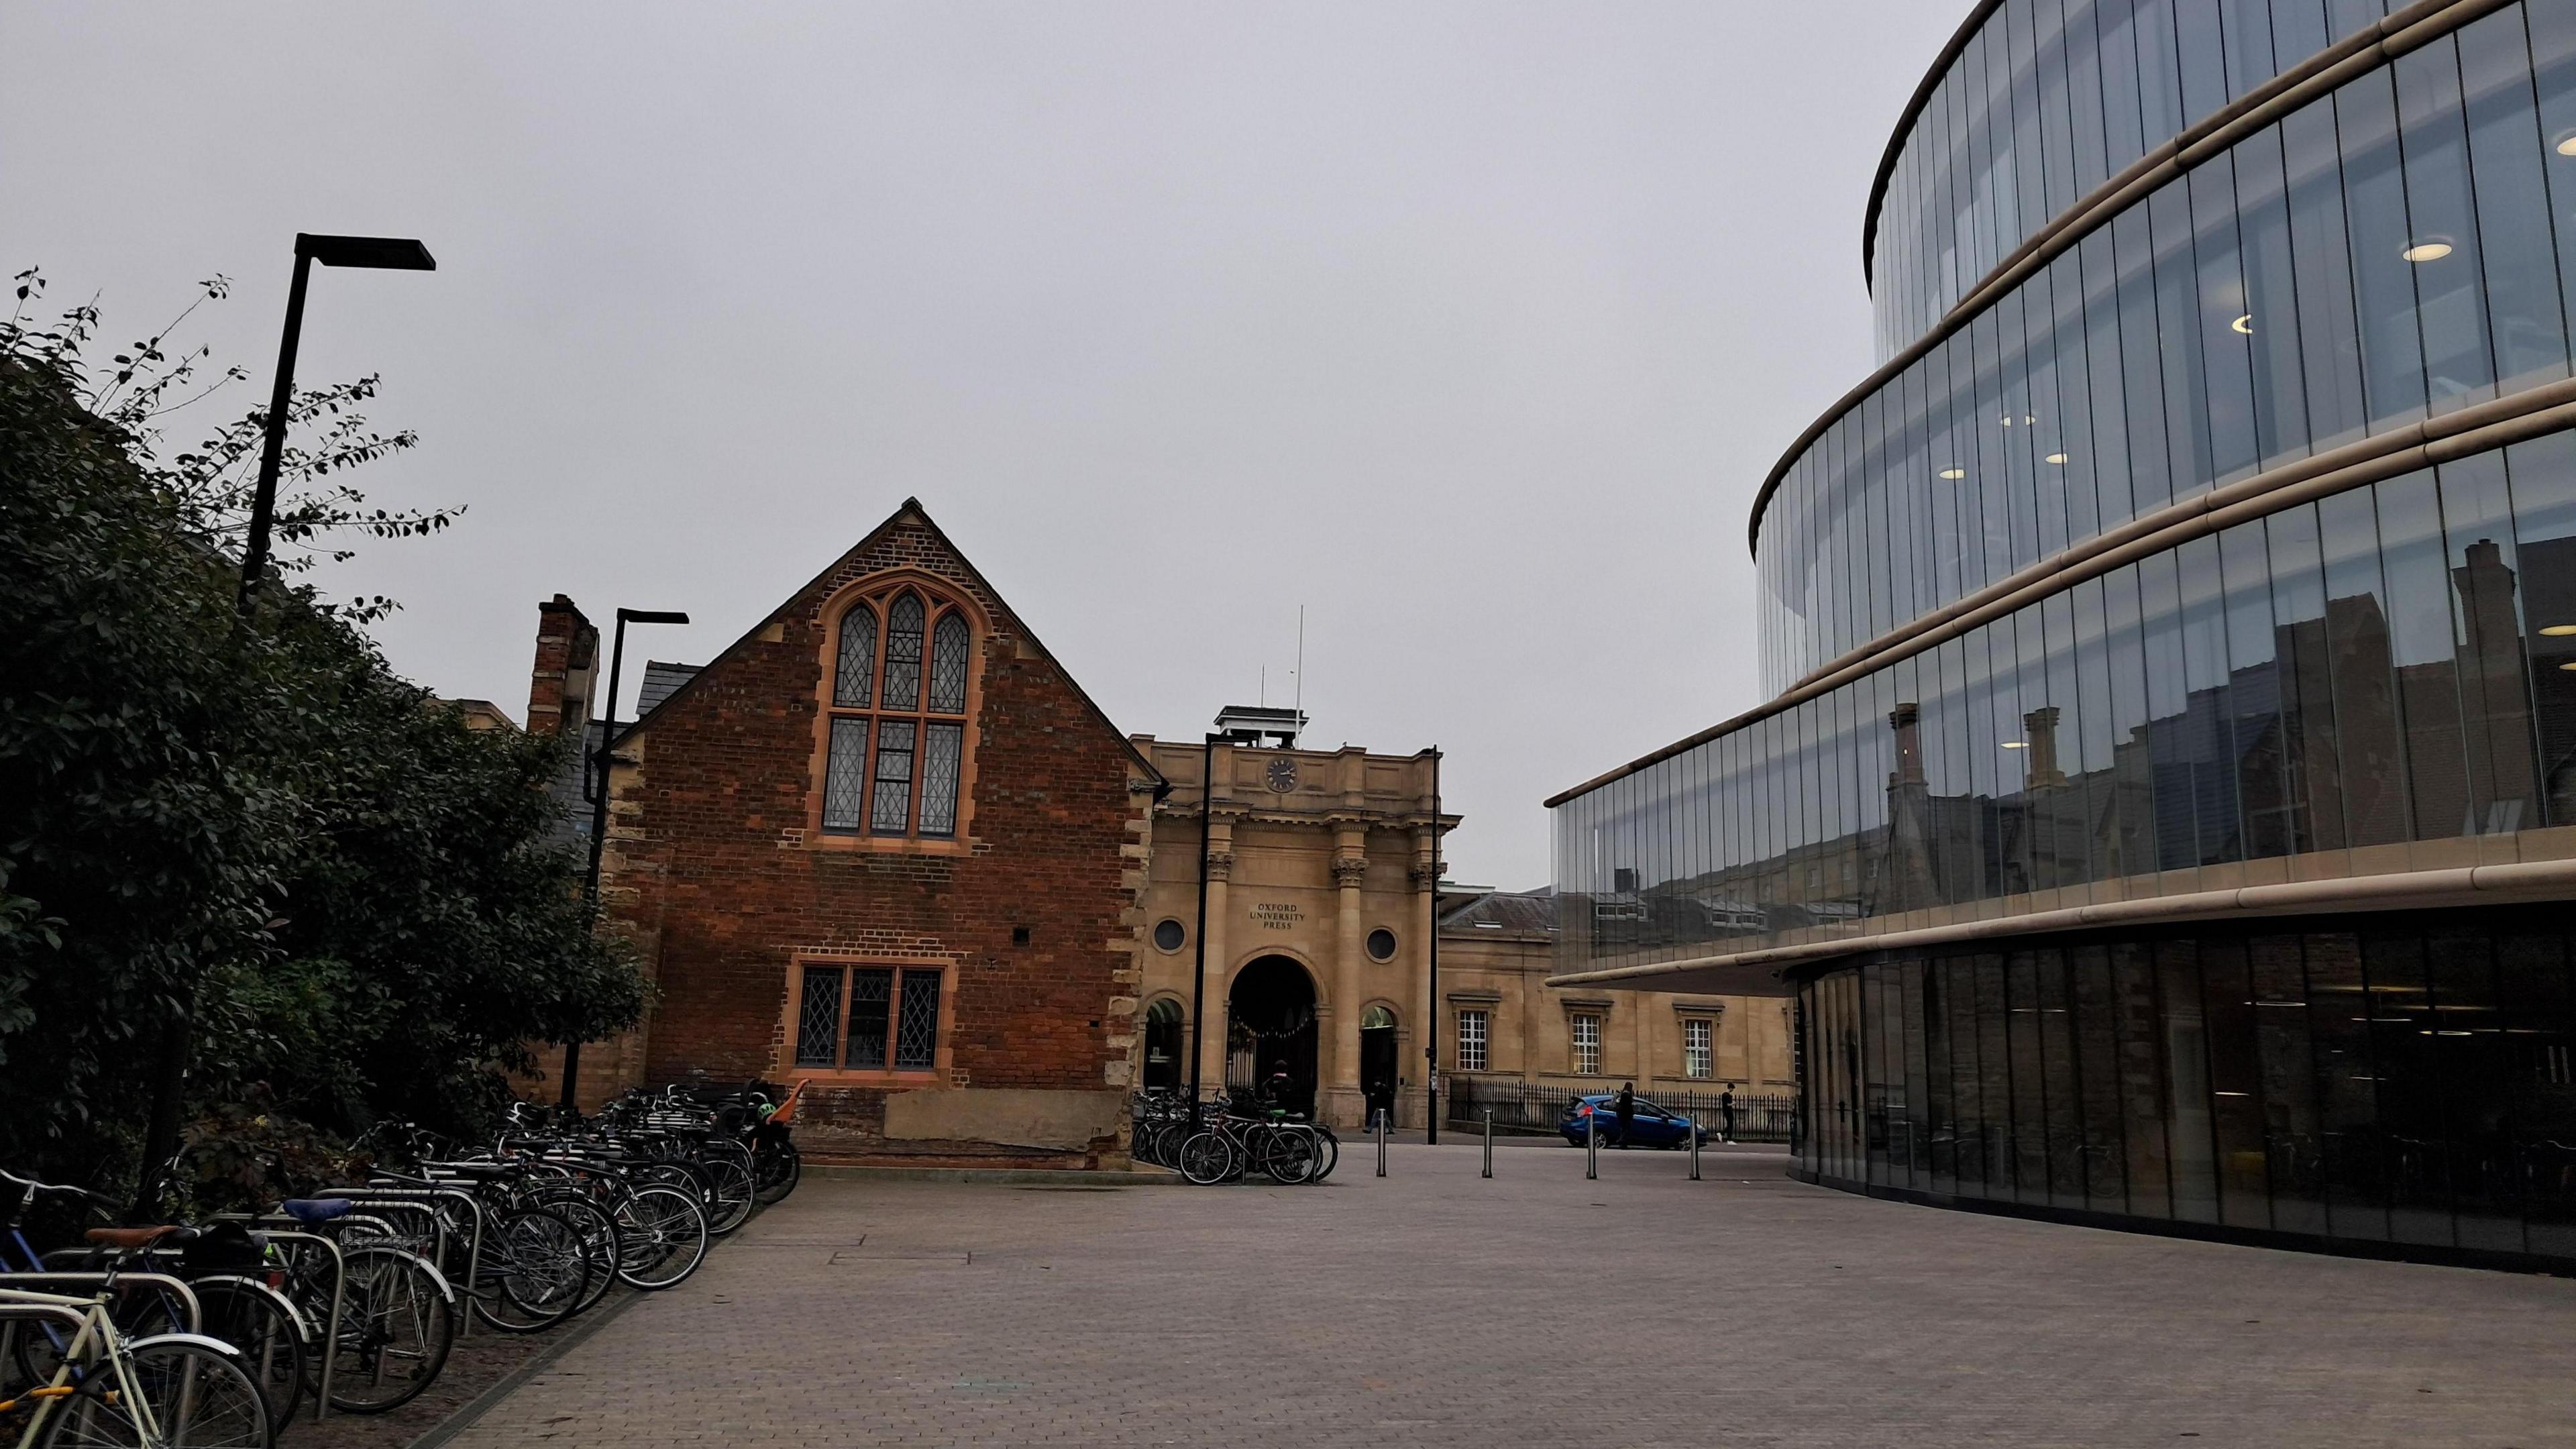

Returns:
804,568,986,853
777,950,958,1084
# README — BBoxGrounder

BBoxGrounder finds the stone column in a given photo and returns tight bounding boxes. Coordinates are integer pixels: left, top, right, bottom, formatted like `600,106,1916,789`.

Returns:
1197,828,1234,1094
1325,826,1368,1130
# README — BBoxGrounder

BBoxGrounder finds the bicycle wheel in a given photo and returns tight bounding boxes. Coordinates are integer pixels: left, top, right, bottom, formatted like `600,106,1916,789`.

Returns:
1176,1130,1236,1186
611,1185,709,1290
474,1208,587,1333
191,1277,309,1432
321,1245,455,1413
1258,1130,1319,1185
754,1142,800,1205
698,1149,757,1235
55,1338,275,1449
1152,1120,1192,1169
1309,1124,1340,1181
533,1194,622,1315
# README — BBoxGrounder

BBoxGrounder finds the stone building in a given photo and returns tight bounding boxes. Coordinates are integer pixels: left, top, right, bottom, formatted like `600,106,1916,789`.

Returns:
1133,722,1792,1132
534,500,1161,1166
519,499,1786,1158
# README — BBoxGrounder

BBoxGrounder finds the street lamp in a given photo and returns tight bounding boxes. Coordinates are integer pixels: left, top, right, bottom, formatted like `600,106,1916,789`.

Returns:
561,606,689,1110
138,234,435,1214
1426,746,1442,1146
235,233,436,614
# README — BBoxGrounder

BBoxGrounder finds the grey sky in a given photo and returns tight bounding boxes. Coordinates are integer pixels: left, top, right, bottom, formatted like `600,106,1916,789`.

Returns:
4,2,1960,890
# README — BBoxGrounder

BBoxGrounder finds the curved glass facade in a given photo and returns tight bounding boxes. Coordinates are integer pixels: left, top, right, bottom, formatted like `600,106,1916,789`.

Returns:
1797,907,2576,1269
1868,0,2402,362
1566,431,2576,973
1771,1,2576,694
1554,0,2576,1271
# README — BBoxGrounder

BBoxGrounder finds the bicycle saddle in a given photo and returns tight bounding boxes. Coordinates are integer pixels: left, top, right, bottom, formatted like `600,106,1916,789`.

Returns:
84,1224,197,1250
280,1197,353,1224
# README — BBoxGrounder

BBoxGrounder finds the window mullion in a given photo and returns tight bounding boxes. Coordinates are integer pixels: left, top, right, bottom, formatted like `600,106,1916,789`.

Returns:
837,967,855,1069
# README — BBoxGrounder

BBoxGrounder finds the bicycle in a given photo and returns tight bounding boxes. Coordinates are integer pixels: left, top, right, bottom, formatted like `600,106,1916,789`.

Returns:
0,1234,274,1449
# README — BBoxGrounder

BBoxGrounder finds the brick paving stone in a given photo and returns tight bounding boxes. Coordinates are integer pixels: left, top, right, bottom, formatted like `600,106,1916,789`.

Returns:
447,1144,2576,1448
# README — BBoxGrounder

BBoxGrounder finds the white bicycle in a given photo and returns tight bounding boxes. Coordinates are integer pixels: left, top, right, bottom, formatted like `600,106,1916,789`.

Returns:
0,1234,272,1449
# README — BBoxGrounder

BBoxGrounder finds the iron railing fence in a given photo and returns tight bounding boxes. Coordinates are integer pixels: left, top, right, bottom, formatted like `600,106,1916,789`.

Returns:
1444,1078,1796,1144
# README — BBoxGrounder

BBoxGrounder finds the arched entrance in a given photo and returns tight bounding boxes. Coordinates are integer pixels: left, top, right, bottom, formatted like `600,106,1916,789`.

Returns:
1359,1005,1399,1128
1226,955,1318,1117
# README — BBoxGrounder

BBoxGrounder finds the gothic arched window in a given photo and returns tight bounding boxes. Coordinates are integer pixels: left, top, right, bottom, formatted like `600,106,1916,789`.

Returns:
820,584,974,839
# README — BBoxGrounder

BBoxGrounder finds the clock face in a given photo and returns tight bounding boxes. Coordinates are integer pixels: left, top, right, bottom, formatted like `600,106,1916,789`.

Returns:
1266,757,1299,794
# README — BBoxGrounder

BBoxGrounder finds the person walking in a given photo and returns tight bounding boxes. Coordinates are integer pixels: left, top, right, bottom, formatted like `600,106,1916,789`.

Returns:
1614,1081,1636,1148
1719,1085,1738,1144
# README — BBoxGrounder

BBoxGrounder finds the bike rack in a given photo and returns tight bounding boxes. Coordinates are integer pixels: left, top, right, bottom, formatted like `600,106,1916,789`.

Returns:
206,1216,347,1424
325,1183,486,1340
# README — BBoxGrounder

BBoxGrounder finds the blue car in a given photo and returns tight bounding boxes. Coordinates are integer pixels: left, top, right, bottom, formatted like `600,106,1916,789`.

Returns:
1559,1093,1699,1148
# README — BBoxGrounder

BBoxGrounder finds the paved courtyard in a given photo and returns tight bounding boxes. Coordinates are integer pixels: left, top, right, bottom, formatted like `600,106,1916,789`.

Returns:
451,1143,2576,1448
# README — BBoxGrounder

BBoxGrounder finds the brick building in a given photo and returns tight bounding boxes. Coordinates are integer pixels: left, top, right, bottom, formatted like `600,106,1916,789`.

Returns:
529,500,1163,1166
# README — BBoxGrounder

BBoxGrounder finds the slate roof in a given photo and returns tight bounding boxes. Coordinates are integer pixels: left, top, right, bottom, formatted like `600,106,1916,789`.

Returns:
635,661,700,718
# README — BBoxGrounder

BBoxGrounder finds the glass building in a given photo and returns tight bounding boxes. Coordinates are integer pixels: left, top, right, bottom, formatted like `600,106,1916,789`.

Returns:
1548,0,2576,1272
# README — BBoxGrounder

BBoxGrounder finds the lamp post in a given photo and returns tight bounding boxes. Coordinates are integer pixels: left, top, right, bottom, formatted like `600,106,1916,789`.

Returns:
135,234,433,1215
561,606,688,1109
236,234,437,616
1425,745,1441,1146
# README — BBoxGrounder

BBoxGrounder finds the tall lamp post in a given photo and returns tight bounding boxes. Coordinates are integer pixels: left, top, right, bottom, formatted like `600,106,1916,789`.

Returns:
1425,746,1441,1146
560,606,688,1109
136,233,434,1213
236,234,437,615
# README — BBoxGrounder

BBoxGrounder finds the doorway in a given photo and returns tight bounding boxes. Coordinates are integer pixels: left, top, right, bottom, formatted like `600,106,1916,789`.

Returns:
1226,955,1318,1116
1359,1004,1399,1128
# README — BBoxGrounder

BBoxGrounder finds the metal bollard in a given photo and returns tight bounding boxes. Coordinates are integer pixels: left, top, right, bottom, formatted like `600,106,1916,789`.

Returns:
1690,1119,1702,1181
1376,1112,1388,1177
1585,1107,1598,1180
1482,1110,1494,1179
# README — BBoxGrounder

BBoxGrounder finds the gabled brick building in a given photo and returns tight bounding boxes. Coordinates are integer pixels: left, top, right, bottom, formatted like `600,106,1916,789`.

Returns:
533,500,1162,1165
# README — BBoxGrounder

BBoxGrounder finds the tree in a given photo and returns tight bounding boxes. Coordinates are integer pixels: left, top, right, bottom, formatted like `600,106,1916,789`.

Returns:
0,272,643,1192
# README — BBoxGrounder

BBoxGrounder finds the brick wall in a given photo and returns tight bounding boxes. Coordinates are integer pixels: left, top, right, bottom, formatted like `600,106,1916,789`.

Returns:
590,504,1152,1163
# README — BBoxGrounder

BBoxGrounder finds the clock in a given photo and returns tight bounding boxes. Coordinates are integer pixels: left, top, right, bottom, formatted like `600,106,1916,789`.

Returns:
1266,757,1299,794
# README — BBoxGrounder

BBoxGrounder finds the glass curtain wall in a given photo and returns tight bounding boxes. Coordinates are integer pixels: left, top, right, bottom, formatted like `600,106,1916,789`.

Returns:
1568,429,2576,976
1794,906,2576,1267
1764,3,2576,694
1870,0,2401,360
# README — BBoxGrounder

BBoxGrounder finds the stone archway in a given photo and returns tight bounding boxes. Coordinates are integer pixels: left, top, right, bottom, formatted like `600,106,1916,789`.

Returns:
1226,955,1319,1117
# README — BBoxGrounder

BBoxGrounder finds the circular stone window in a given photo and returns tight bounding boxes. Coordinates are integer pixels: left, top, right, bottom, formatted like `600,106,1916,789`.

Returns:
1365,927,1398,962
1152,918,1187,953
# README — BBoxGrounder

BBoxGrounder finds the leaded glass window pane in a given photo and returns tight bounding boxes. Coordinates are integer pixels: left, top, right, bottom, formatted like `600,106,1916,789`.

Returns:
847,969,892,1069
822,718,871,831
795,967,843,1067
834,606,877,708
1458,1009,1488,1072
882,594,924,710
918,723,962,837
871,721,915,833
1685,1017,1713,1078
928,613,970,714
896,969,942,1069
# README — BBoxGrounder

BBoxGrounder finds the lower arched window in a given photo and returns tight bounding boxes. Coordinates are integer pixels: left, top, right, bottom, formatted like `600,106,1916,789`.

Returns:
1142,998,1185,1091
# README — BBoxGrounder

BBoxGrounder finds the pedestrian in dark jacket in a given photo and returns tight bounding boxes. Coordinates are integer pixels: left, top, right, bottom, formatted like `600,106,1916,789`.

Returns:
1614,1082,1636,1147
1719,1085,1738,1144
